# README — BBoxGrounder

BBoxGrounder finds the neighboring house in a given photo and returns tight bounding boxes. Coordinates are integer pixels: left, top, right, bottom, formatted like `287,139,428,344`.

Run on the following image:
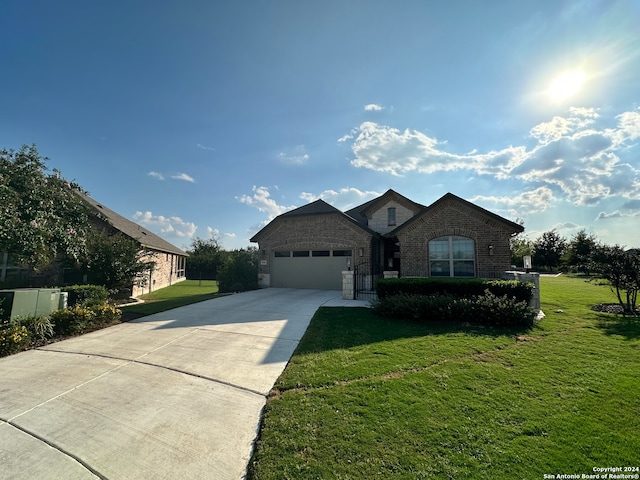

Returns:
0,195,188,297
250,190,524,290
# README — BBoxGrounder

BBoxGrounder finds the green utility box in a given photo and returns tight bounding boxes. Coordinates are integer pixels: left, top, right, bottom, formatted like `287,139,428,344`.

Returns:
0,288,65,321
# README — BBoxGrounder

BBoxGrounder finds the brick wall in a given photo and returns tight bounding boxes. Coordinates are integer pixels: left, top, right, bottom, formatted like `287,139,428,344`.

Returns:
132,251,186,297
397,197,515,278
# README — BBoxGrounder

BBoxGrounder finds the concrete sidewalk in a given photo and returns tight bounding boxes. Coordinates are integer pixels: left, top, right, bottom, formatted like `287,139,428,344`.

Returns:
0,289,370,480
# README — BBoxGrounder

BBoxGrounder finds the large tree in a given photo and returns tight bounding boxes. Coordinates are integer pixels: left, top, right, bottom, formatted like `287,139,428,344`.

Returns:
590,244,640,314
533,229,567,271
185,237,225,280
564,229,598,274
0,145,90,269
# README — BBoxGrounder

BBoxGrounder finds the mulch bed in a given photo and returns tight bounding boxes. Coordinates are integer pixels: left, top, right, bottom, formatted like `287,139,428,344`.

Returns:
591,303,639,315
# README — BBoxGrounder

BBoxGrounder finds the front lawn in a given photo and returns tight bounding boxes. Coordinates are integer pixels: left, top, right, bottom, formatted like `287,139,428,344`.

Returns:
120,279,223,319
247,275,640,479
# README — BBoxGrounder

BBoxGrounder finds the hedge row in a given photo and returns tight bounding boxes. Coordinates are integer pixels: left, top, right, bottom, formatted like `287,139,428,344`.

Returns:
376,278,533,303
372,291,537,328
64,284,109,307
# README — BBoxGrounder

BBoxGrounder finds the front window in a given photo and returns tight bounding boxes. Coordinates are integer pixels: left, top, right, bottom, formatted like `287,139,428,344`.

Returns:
429,236,475,277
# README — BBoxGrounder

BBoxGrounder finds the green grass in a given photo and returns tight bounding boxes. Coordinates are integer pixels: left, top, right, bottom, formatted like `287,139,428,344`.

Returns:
247,275,640,479
119,280,224,319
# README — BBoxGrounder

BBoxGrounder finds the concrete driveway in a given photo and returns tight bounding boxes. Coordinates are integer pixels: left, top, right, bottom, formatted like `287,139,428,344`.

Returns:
0,288,369,480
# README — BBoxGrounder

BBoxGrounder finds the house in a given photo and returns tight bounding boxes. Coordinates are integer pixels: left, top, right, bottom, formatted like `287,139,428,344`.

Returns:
0,195,188,297
250,190,523,290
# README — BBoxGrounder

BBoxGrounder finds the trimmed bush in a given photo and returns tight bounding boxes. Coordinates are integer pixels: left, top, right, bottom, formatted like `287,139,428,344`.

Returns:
372,290,536,328
0,324,31,356
376,277,533,303
64,284,109,307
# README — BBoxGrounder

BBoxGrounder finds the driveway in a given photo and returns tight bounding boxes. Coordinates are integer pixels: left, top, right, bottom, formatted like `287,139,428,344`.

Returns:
0,288,369,480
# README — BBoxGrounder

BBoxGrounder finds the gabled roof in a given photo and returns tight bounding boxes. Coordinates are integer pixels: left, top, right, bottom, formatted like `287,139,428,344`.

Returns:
80,194,188,256
386,192,524,236
345,189,425,227
250,199,375,242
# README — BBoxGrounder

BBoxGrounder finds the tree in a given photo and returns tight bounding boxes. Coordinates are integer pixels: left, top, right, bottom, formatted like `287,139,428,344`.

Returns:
533,229,567,271
217,248,259,292
0,145,90,269
185,237,224,280
564,230,598,274
79,230,156,295
590,244,639,314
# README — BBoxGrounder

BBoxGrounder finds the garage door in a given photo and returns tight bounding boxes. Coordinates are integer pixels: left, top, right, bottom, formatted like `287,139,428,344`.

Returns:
270,249,352,289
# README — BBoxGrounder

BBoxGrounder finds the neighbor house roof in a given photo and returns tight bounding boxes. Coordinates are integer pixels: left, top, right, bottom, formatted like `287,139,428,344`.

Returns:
80,194,188,256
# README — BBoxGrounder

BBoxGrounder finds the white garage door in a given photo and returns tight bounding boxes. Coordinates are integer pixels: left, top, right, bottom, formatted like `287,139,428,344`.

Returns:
270,249,352,289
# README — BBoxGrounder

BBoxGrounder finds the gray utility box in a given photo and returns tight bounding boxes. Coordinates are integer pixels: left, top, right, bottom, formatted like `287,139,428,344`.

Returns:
0,288,67,321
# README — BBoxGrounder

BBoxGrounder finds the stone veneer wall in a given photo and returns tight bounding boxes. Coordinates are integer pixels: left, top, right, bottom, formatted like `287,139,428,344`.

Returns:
367,200,417,235
396,197,515,279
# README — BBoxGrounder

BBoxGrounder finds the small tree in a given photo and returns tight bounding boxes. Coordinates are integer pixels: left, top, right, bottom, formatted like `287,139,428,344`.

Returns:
0,145,91,269
217,248,259,293
186,237,224,280
510,234,534,268
80,230,155,296
590,244,639,314
533,230,566,271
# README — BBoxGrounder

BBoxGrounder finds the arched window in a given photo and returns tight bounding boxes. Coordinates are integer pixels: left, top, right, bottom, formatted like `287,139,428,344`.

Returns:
429,236,475,277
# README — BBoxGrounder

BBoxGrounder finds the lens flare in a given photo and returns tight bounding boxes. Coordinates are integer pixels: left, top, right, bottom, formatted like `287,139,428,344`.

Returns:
548,71,586,100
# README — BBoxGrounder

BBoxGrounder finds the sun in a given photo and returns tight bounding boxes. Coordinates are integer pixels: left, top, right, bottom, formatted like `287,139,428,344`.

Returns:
548,71,586,100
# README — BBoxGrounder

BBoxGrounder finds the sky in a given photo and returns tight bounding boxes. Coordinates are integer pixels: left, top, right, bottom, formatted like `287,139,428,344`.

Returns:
2,0,639,251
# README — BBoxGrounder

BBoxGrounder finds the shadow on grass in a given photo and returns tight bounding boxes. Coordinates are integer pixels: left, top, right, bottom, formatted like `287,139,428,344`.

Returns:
295,307,534,355
120,293,228,321
594,312,640,340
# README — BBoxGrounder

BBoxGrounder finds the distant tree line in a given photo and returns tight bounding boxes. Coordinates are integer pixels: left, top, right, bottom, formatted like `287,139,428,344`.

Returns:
510,228,639,314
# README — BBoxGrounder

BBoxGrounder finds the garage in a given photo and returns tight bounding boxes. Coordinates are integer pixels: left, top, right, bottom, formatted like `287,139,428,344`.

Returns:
270,249,352,289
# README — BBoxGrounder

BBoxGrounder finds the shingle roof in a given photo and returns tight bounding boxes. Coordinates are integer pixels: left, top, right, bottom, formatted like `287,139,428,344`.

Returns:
80,194,188,256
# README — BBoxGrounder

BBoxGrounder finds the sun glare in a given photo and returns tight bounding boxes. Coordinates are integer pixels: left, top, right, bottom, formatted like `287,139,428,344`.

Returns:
548,71,586,100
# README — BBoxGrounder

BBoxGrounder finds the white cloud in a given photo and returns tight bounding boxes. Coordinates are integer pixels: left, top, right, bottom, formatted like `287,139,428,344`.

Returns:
469,187,556,217
237,186,297,220
132,211,197,238
278,145,309,165
299,187,381,210
364,103,384,111
347,107,640,206
171,173,195,183
196,143,216,151
206,227,236,242
147,171,165,180
596,210,640,221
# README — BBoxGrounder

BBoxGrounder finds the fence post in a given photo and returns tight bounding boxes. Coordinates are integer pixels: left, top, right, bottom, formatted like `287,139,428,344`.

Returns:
342,270,354,300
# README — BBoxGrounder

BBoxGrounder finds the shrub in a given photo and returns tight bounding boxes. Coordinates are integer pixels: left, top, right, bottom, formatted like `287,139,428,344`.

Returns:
51,305,96,335
18,314,54,342
64,284,109,307
91,303,122,325
51,302,121,336
376,277,533,303
372,290,536,328
0,324,31,356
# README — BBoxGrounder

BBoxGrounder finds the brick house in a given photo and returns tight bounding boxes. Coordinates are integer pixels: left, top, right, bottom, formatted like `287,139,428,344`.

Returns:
250,190,523,290
1,194,187,297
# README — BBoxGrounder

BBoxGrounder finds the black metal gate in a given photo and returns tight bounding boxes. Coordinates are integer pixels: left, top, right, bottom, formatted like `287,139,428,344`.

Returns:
354,261,382,300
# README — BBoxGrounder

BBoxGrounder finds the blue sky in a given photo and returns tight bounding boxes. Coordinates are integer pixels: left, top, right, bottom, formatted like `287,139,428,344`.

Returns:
2,0,639,251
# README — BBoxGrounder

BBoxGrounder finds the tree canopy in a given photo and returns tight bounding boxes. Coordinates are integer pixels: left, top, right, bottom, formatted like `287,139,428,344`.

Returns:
0,145,91,269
